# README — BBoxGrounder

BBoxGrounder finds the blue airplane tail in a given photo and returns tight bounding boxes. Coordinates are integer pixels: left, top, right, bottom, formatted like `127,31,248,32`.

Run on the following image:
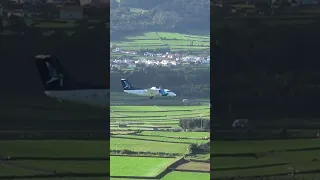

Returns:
121,79,135,90
35,54,107,91
35,55,69,91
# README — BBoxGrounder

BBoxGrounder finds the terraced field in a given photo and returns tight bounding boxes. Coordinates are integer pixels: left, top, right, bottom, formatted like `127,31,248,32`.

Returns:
211,139,320,179
110,32,209,52
110,99,210,179
0,140,109,179
110,156,179,177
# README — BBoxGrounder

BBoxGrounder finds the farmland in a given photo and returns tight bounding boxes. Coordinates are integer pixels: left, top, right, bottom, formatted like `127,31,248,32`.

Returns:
0,95,110,179
110,92,210,179
211,131,320,179
110,31,210,52
211,8,320,180
0,140,109,179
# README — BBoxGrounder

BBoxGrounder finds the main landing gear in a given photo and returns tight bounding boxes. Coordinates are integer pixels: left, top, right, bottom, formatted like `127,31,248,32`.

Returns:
150,96,154,99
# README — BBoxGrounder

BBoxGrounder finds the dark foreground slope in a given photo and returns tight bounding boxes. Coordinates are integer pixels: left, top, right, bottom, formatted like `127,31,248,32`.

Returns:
0,29,109,138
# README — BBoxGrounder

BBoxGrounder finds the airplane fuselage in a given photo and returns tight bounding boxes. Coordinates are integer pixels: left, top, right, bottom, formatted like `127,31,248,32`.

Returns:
124,89,176,97
44,89,109,108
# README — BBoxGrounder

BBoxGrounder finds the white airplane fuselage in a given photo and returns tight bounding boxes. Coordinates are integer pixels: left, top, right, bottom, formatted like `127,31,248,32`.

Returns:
124,88,176,97
44,89,109,108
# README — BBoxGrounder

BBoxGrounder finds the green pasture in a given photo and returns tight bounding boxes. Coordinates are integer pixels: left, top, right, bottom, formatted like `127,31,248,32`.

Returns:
110,156,179,177
0,140,109,157
110,105,209,118
211,139,320,154
139,131,209,138
111,105,209,111
112,134,209,145
110,32,209,52
110,94,210,179
211,139,320,179
0,140,109,177
212,163,320,179
162,171,210,180
110,138,189,154
0,160,109,175
110,105,209,131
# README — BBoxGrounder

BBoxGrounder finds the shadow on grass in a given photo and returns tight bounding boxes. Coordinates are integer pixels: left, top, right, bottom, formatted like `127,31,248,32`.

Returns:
212,169,320,180
2,157,109,161
211,146,320,158
0,173,110,179
210,163,289,171
174,169,210,173
0,158,110,179
111,136,193,144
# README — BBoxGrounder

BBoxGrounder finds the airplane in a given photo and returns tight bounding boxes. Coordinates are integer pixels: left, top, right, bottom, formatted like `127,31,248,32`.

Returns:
120,79,176,99
34,55,109,108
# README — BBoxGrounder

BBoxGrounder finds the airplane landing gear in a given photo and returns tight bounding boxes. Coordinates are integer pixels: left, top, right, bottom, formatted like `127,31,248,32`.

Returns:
150,96,154,99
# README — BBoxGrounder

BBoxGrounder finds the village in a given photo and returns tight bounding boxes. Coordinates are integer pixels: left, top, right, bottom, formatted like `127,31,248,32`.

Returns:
110,47,210,71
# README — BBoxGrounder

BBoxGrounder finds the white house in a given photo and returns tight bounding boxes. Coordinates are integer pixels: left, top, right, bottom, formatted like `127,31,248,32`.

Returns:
128,62,136,69
59,6,83,20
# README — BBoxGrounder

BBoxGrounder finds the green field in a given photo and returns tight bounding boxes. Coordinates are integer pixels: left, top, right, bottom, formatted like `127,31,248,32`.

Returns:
110,31,209,52
162,171,210,180
0,140,109,178
0,140,108,157
110,156,179,177
111,138,190,154
211,139,320,179
110,96,210,179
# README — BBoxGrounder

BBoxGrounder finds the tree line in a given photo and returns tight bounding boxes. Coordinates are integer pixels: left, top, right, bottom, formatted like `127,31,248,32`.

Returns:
110,0,210,40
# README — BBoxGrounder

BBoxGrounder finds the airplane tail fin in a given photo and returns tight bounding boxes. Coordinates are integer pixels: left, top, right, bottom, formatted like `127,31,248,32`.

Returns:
121,79,134,90
34,55,69,90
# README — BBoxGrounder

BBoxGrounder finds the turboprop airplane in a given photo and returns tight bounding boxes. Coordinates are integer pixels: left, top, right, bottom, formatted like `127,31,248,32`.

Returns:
35,55,109,107
121,79,176,99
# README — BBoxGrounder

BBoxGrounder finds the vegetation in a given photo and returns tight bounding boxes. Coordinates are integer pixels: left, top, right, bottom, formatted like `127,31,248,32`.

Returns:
110,0,209,40
110,31,209,52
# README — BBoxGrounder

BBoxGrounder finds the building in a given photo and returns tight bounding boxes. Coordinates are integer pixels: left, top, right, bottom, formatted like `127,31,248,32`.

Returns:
7,9,25,17
59,6,83,19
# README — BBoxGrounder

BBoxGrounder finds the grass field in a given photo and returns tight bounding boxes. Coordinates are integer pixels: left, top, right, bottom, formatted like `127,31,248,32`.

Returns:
0,140,109,179
0,95,110,179
110,156,179,177
110,93,210,179
161,171,210,180
211,138,320,179
110,31,209,52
